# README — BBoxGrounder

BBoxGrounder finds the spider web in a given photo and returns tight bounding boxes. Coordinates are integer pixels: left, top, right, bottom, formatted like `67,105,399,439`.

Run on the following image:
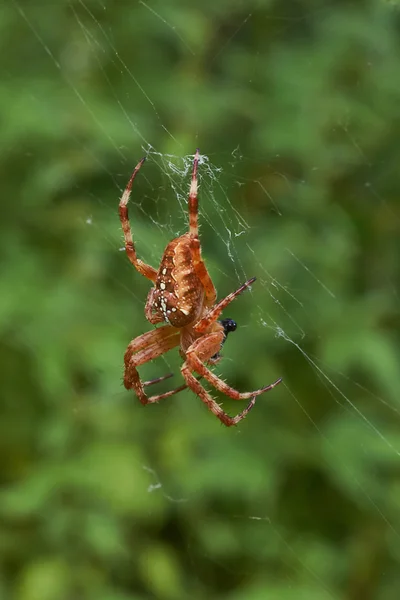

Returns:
7,0,400,598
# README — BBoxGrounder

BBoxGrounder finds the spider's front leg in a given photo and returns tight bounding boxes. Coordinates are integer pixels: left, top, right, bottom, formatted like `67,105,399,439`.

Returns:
181,332,282,426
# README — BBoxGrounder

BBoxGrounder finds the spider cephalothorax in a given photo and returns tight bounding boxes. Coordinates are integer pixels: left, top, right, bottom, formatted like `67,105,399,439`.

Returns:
119,150,282,426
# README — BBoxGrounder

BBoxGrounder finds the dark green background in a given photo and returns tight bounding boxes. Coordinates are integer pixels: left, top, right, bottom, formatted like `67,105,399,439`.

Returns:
2,0,400,598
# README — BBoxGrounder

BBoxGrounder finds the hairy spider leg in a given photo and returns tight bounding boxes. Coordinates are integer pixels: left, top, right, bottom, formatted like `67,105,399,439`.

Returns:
124,327,181,404
141,381,190,403
194,277,257,334
181,363,257,427
119,156,158,282
188,148,200,237
142,374,204,403
188,149,217,306
124,325,177,360
182,331,282,416
143,372,174,387
181,333,282,427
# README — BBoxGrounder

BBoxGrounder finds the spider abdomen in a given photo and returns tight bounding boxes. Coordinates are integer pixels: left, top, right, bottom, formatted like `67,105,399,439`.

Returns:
153,234,204,327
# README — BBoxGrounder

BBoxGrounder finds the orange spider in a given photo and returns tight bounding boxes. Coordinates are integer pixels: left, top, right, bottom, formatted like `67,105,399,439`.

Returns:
119,150,282,426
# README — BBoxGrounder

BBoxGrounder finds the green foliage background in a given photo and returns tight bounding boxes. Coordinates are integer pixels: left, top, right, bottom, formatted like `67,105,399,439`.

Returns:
1,0,400,598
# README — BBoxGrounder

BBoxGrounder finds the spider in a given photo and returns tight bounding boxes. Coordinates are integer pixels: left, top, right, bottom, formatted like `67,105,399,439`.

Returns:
119,149,282,426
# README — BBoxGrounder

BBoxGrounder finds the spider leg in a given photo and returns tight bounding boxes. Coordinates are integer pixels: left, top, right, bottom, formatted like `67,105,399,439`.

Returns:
194,277,256,334
124,326,181,404
181,367,257,427
188,148,200,237
119,157,158,282
140,381,189,403
187,149,217,306
141,374,204,403
143,372,174,387
181,332,282,427
124,325,177,363
186,332,282,399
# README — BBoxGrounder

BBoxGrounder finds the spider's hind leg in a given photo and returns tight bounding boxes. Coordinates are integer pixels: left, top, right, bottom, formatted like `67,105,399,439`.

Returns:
181,365,257,427
181,332,281,426
124,326,180,404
